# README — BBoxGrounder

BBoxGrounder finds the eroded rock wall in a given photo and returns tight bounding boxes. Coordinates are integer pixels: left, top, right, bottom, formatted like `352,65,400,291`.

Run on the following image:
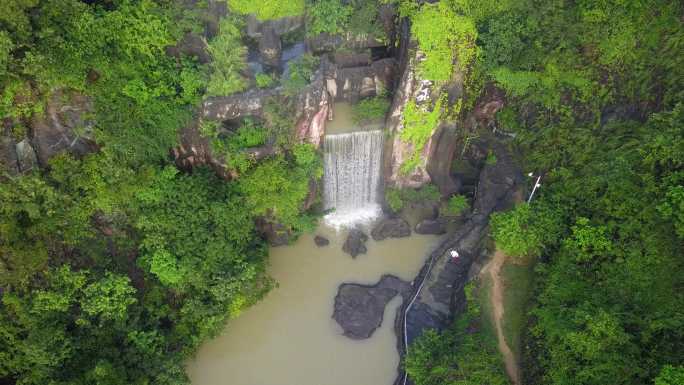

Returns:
393,140,524,384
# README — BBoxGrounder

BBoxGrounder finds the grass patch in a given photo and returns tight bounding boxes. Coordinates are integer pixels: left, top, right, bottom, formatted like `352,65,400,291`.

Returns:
499,257,535,360
477,273,497,339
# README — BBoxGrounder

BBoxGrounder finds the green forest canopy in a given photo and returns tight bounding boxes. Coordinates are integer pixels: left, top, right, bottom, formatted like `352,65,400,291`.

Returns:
0,0,683,385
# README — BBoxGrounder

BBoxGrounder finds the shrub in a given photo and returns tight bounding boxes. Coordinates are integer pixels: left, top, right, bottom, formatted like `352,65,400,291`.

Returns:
410,1,480,83
486,150,497,165
352,96,390,124
306,0,353,36
205,17,247,97
400,96,444,174
228,0,305,20
385,188,404,212
282,54,320,94
385,184,441,212
442,194,469,216
255,73,276,89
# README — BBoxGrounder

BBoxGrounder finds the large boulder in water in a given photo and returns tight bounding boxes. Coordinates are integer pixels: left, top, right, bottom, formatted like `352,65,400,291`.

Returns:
342,229,368,258
333,274,412,339
314,235,330,247
371,217,411,241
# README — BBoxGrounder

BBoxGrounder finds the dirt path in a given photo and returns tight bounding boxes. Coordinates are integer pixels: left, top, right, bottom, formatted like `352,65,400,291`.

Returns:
481,249,520,385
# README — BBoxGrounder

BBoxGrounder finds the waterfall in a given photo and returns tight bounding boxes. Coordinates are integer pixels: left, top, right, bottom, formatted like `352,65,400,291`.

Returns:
323,130,384,228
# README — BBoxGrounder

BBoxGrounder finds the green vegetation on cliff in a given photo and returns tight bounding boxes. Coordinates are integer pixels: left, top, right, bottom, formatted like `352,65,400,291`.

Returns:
0,1,320,384
396,0,684,384
229,0,305,20
405,284,510,385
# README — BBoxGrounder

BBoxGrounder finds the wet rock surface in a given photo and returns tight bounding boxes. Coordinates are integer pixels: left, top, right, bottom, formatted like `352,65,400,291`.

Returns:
415,219,447,235
333,275,412,339
314,235,330,247
342,229,369,258
393,141,524,385
371,217,411,241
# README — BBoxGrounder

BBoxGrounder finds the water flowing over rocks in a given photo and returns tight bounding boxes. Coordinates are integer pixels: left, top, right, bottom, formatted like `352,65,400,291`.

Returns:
323,130,384,228
333,275,412,339
342,229,369,258
331,136,523,384
371,217,412,241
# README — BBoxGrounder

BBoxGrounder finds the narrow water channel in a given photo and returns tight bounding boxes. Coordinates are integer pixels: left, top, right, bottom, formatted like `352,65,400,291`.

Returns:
187,225,439,385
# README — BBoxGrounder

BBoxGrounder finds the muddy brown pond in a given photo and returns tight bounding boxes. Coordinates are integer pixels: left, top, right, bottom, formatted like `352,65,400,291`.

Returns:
187,224,439,385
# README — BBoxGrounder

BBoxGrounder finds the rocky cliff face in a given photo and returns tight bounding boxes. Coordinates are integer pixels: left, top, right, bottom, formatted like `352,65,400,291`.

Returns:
384,20,455,189
394,139,523,384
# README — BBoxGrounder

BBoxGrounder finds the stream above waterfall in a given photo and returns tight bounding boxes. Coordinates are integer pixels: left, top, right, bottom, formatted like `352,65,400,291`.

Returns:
187,225,439,385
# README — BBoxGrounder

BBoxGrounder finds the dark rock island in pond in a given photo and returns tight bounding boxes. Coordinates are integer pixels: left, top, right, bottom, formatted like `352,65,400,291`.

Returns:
314,235,330,247
333,275,412,340
371,217,411,241
342,229,368,258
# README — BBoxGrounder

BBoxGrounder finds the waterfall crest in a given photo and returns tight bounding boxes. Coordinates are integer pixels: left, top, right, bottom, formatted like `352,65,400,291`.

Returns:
323,130,383,228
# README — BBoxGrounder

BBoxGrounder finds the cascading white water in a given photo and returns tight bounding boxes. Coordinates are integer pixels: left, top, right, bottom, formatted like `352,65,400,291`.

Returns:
323,130,384,228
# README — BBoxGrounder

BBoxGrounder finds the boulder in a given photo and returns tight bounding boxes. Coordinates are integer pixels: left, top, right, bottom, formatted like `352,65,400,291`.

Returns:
371,217,411,241
415,219,447,235
165,33,211,64
202,88,279,121
427,123,462,197
15,139,37,173
204,0,228,38
0,135,18,175
314,235,330,247
307,33,386,54
333,58,397,102
342,229,368,258
333,52,371,68
333,274,412,339
259,26,282,68
255,218,292,247
29,90,97,167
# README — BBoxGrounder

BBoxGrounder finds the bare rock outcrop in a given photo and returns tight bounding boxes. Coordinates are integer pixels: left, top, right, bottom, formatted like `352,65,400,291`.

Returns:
371,217,411,241
415,219,447,235
394,141,523,384
333,274,412,339
342,229,369,258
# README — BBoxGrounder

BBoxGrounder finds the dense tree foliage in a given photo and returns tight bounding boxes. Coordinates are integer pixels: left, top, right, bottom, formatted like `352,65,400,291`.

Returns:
0,153,275,384
0,1,321,384
393,0,683,384
405,284,510,385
